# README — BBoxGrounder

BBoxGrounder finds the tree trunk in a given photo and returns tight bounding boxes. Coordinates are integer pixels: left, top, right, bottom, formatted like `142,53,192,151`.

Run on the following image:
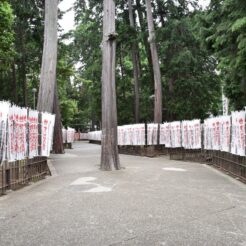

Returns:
20,58,28,107
119,44,126,99
128,0,141,123
18,25,28,107
12,63,18,104
145,0,163,123
37,0,58,113
136,0,154,84
52,83,64,154
101,0,120,171
23,73,28,107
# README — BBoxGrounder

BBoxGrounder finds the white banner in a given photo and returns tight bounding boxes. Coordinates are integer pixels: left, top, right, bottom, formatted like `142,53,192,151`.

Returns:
7,106,15,162
160,123,171,147
204,117,220,151
80,133,88,140
7,106,28,162
41,113,55,157
204,116,231,152
0,102,10,164
17,108,28,160
62,128,67,143
220,116,231,152
133,124,145,146
88,131,102,141
182,120,201,149
204,119,212,150
28,110,39,158
67,127,75,143
170,121,182,148
231,111,245,156
118,124,145,146
118,126,124,146
147,124,158,145
123,125,133,145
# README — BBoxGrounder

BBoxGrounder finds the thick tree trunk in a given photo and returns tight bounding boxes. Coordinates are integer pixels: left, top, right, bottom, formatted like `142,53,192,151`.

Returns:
52,83,64,154
37,0,58,113
128,0,141,123
101,0,120,171
145,0,163,123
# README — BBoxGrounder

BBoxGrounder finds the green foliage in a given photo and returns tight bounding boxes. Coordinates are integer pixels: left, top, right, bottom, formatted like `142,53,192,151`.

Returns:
69,0,222,125
0,1,14,70
156,2,221,120
232,17,246,32
202,0,246,110
1,0,243,129
60,99,78,126
0,0,44,105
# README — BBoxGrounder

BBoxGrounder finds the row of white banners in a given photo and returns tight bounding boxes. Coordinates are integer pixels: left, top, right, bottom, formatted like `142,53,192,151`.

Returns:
88,110,246,156
62,128,76,143
0,101,55,164
204,111,246,156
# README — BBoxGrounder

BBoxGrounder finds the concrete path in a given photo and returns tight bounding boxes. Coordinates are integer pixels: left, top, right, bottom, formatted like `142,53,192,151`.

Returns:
1,141,246,246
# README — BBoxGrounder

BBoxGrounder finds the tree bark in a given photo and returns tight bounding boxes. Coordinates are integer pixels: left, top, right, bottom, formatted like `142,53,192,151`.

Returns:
101,0,120,171
37,0,58,113
52,83,64,154
119,44,127,100
136,0,154,83
20,58,28,107
145,0,163,123
12,63,18,104
18,24,28,107
128,0,141,123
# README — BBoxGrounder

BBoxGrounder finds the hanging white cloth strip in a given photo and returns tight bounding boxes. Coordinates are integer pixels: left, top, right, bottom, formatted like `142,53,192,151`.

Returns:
147,124,158,145
7,106,28,162
40,112,55,157
88,131,102,141
181,120,201,149
28,110,39,158
170,121,182,148
117,124,145,146
67,127,76,143
62,128,67,143
0,101,10,164
231,111,246,156
160,123,171,147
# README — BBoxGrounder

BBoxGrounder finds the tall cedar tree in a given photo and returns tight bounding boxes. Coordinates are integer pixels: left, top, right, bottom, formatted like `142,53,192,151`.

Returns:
101,0,120,171
128,0,141,123
38,0,58,112
37,0,64,153
146,0,163,123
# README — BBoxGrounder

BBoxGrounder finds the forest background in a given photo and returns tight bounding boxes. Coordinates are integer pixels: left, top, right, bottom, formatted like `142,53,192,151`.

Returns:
0,0,245,131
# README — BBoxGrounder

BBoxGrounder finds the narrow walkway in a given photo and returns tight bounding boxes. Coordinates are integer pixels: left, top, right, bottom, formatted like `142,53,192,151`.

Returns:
1,141,246,246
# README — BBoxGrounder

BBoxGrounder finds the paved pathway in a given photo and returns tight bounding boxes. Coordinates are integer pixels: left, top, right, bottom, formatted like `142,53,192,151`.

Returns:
1,141,246,246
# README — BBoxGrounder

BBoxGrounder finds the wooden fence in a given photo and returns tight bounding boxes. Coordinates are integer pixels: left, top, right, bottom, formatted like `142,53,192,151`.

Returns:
88,120,246,183
0,157,49,196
